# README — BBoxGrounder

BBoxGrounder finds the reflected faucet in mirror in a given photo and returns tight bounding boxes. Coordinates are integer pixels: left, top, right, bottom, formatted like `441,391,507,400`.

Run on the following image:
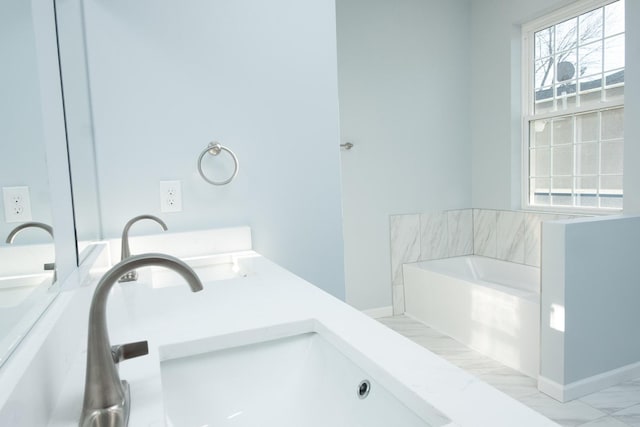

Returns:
118,215,167,282
79,253,203,427
6,221,56,283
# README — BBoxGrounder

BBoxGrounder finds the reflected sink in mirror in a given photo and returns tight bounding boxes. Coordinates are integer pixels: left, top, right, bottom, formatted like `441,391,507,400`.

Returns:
0,272,54,361
160,321,451,427
0,273,51,309
0,269,57,365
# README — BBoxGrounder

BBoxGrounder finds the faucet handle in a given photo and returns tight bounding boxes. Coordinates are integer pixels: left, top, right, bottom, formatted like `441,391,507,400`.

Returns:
111,340,149,364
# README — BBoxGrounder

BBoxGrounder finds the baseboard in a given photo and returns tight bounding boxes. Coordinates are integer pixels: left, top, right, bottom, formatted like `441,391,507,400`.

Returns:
537,376,566,401
362,306,393,319
539,360,640,402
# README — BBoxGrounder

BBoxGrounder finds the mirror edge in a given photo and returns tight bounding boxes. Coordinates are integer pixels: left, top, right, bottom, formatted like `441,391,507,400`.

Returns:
31,0,78,285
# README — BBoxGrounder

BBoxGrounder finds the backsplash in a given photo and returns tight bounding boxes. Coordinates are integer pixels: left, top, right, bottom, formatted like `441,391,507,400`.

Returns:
390,208,581,314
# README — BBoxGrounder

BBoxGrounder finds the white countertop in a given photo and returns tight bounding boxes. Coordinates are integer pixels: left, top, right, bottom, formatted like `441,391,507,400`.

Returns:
47,252,558,427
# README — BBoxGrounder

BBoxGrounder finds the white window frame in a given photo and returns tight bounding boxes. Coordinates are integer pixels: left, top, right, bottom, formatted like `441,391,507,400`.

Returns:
521,0,624,214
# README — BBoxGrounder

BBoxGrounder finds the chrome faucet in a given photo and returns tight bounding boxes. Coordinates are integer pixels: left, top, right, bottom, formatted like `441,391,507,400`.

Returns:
79,253,203,427
6,221,56,283
118,215,168,282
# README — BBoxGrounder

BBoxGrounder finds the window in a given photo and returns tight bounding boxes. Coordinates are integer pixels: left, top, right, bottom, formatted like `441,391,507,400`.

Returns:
523,0,624,211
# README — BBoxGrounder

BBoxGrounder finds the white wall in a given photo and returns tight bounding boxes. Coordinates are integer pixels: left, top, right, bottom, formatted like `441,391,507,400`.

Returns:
470,0,640,212
81,0,345,298
337,0,472,310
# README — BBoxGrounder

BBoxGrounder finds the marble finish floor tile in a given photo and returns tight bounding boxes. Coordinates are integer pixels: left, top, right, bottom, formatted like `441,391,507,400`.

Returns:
440,349,506,376
518,393,606,426
379,315,638,427
412,334,470,354
477,366,540,400
378,316,442,339
580,416,632,426
579,379,640,414
612,403,640,426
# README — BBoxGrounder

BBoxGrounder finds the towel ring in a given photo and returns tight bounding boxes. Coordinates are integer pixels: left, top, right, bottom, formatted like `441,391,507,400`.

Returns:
197,142,239,185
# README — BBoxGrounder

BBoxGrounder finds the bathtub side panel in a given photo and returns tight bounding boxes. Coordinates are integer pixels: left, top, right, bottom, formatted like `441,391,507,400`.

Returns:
404,265,473,345
404,262,540,378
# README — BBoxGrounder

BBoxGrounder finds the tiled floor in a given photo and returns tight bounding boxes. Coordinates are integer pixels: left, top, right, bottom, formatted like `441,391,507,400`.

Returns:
379,315,640,427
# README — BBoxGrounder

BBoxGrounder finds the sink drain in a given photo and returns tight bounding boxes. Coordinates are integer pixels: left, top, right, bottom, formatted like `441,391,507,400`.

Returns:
357,379,371,399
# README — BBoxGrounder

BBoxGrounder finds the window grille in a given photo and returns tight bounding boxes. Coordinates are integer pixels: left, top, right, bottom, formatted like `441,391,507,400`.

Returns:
523,0,624,211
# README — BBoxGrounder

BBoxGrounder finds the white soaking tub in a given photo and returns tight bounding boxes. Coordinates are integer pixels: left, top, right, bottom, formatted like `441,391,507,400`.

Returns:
403,256,540,378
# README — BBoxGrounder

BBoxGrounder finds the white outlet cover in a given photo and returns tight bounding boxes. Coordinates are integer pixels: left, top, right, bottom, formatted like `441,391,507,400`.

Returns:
3,186,32,223
160,180,182,213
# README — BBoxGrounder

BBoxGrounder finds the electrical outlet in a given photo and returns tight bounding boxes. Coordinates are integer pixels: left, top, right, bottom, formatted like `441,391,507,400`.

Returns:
160,180,182,212
3,186,32,223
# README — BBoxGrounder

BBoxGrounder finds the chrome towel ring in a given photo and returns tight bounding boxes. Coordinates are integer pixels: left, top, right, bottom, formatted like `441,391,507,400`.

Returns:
197,142,239,185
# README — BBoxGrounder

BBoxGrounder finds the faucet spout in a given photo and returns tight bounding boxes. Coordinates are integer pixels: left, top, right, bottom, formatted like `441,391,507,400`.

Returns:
120,215,167,261
79,253,203,427
6,222,56,283
5,221,54,243
119,215,168,283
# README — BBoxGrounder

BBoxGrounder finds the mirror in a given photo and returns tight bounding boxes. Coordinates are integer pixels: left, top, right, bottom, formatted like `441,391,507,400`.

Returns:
0,0,58,365
54,0,102,262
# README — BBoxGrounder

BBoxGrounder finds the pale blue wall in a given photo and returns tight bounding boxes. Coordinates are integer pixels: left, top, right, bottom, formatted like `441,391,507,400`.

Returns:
564,216,640,382
0,0,52,244
82,0,345,298
337,0,472,310
541,216,640,393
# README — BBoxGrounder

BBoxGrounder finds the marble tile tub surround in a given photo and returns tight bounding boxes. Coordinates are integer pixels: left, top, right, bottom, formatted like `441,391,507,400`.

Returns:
390,209,473,314
390,209,582,314
474,209,581,267
390,214,421,315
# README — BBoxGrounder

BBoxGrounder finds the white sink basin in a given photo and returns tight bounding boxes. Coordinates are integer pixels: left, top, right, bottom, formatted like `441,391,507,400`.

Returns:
159,321,451,427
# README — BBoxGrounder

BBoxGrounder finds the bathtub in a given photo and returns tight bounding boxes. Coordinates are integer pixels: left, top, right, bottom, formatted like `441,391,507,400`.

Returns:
403,256,540,378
